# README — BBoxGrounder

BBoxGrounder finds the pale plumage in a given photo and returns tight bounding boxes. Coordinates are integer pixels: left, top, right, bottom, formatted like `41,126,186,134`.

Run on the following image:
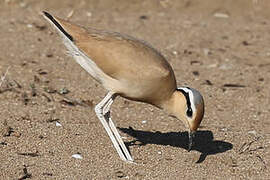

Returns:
43,11,204,162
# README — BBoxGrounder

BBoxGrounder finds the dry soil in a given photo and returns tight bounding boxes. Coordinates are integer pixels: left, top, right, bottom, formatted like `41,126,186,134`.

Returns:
0,0,270,179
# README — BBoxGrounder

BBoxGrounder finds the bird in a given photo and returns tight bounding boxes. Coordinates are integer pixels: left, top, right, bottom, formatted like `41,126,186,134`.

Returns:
42,11,204,162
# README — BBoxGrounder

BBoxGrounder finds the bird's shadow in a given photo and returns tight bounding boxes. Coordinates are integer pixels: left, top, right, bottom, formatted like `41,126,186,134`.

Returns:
119,127,233,163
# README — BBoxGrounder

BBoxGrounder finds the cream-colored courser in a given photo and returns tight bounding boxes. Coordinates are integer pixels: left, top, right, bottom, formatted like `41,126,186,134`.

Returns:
43,11,204,162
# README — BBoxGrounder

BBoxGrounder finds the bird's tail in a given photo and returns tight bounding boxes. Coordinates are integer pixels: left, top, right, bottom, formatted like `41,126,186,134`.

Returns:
42,11,74,42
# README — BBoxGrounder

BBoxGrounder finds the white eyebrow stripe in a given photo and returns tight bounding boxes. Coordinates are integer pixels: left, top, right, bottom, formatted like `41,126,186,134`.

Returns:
177,87,196,115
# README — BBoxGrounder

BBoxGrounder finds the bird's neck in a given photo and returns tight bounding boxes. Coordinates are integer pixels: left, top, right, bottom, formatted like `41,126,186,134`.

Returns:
160,90,187,122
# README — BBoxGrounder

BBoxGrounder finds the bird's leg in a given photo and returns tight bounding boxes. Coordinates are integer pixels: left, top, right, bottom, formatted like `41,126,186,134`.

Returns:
95,92,133,162
95,92,126,161
103,96,133,162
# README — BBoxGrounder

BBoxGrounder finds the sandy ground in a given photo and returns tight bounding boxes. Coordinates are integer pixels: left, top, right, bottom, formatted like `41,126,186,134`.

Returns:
0,0,270,179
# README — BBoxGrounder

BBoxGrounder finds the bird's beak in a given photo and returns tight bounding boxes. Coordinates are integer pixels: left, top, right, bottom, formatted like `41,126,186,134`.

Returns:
188,131,196,152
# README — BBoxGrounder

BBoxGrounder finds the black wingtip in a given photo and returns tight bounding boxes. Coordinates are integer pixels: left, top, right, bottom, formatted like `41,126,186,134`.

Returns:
42,11,74,42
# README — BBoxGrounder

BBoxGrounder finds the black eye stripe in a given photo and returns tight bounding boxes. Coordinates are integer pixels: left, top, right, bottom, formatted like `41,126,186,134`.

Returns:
177,88,193,117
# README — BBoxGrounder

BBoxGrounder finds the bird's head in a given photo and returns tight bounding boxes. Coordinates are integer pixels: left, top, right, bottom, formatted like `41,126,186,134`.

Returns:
165,87,204,151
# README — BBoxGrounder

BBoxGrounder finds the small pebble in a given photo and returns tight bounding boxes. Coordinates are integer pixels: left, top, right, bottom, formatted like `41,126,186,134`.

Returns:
46,53,53,58
207,64,217,68
248,130,257,136
172,51,178,55
72,153,83,159
115,171,126,178
139,15,148,20
67,10,74,19
55,121,62,127
205,80,213,85
27,24,33,28
242,41,249,46
142,120,147,124
203,48,210,56
219,64,232,70
220,127,228,132
13,131,21,138
59,87,70,95
20,2,27,7
214,13,229,18
86,12,92,17
192,71,199,76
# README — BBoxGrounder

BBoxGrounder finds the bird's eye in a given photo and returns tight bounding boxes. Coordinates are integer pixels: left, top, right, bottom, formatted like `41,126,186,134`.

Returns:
186,108,193,117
